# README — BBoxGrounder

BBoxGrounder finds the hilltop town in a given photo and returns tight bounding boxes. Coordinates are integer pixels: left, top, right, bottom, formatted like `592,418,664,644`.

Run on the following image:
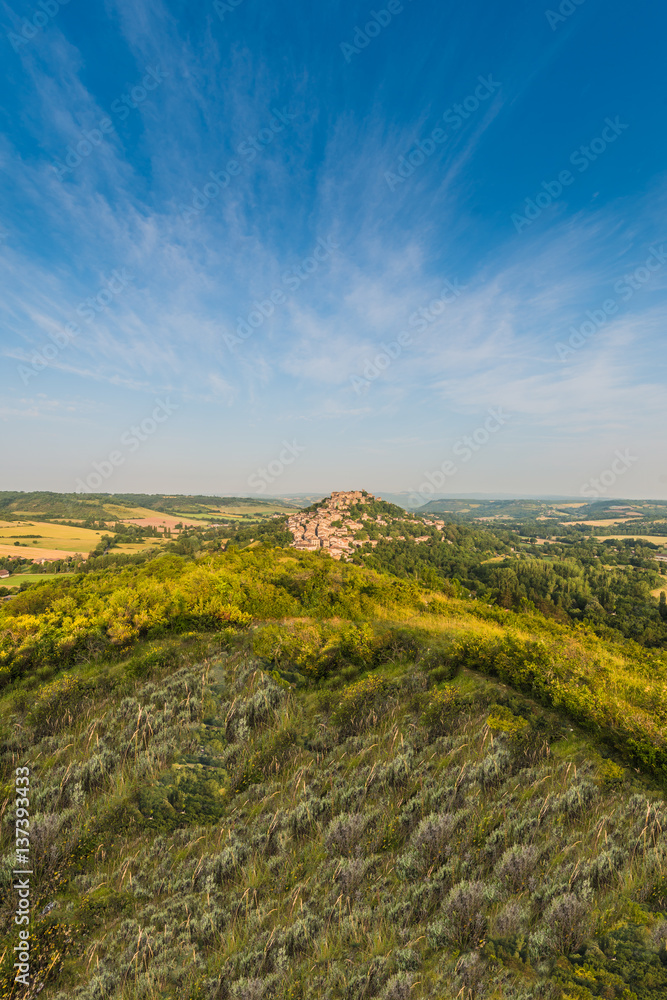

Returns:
287,490,446,560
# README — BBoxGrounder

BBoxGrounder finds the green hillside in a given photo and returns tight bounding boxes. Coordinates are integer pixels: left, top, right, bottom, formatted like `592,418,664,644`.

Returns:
0,493,297,525
416,498,667,537
3,548,667,997
0,492,131,522
112,495,300,518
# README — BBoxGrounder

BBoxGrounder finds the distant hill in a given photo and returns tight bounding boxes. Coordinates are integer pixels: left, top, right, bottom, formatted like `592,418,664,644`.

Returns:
111,494,300,518
261,493,328,507
417,496,667,532
0,492,298,523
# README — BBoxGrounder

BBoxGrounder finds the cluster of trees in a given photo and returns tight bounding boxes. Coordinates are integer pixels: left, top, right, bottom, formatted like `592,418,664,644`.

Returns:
0,554,33,573
0,556,85,598
352,522,510,584
347,495,411,521
0,547,427,687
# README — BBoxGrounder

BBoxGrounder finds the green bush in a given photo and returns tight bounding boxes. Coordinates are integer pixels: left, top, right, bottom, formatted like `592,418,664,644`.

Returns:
332,674,390,735
420,686,460,738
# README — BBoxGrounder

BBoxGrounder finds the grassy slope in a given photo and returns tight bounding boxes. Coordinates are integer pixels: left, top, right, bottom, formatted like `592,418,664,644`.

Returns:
2,550,667,997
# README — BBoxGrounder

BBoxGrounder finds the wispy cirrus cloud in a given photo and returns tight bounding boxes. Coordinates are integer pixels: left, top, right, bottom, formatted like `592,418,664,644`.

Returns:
0,0,665,495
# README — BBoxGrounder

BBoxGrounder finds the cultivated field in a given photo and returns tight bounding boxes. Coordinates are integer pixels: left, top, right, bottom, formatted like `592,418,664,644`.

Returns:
113,539,165,555
570,517,643,526
116,503,291,528
121,515,204,530
158,503,296,521
595,534,667,545
0,520,106,560
0,572,64,587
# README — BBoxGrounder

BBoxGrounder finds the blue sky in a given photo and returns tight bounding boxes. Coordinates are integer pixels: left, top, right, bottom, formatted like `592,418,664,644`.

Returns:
1,0,666,500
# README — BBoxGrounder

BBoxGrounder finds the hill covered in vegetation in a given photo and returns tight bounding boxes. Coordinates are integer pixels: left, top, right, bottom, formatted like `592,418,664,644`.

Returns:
3,546,667,997
259,489,667,650
0,493,297,525
416,497,667,537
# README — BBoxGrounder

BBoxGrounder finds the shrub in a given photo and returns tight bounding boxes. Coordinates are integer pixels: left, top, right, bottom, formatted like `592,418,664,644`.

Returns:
486,704,530,738
411,813,456,867
371,626,423,665
420,686,460,738
126,645,180,679
284,909,320,957
28,674,86,736
596,756,625,788
324,812,367,856
393,947,420,972
544,893,590,953
286,792,329,838
455,951,485,997
496,845,539,893
252,622,324,675
212,841,250,884
332,675,389,736
440,881,490,949
582,846,626,889
560,780,599,818
382,972,414,999
334,857,372,899
469,747,513,790
230,979,267,1000
419,644,459,681
491,901,530,939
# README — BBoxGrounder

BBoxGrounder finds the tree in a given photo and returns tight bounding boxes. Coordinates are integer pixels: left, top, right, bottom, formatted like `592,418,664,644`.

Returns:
659,592,667,621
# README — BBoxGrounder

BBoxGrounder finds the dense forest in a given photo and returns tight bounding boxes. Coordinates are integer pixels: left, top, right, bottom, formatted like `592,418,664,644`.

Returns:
349,525,667,648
